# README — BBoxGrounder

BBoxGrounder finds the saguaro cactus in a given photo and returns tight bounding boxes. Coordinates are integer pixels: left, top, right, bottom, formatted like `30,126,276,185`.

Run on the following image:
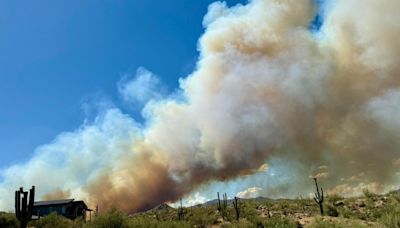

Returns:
222,193,227,211
313,177,324,215
232,197,240,220
177,198,185,220
217,192,228,218
217,192,222,211
15,186,35,228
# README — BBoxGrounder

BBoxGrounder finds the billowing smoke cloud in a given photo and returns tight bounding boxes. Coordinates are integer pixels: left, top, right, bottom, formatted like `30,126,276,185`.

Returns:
237,187,263,199
1,0,400,212
117,67,165,107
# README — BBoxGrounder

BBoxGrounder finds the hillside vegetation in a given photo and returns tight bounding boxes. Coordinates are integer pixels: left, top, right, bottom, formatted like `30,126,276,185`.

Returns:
1,190,400,227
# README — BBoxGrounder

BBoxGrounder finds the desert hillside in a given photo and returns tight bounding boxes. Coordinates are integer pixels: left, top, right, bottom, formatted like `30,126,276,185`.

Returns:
2,190,400,227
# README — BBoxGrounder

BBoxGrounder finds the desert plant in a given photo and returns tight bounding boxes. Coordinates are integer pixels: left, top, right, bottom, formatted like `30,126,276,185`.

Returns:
128,216,190,228
378,204,400,228
218,193,229,219
0,212,19,228
232,197,240,221
313,177,324,215
187,206,218,227
223,193,228,211
177,198,185,221
265,200,272,218
328,194,344,205
15,186,35,228
262,217,298,228
308,217,368,228
363,189,377,199
217,192,222,211
89,208,130,228
30,212,73,228
326,204,339,217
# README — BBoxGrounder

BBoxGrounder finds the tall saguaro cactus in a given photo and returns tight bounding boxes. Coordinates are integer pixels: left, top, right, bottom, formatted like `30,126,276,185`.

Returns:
177,198,185,220
232,197,240,220
15,186,35,228
222,193,227,211
217,192,228,218
313,178,324,215
217,192,222,211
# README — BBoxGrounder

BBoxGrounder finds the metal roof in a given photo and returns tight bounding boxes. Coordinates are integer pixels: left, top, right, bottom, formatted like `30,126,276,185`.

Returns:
34,199,74,206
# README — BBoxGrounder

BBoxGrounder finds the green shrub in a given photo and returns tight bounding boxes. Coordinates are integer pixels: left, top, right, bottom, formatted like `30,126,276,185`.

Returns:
379,205,400,228
363,189,377,199
221,219,256,228
0,212,19,228
338,207,356,219
262,217,298,228
328,194,344,204
389,191,400,204
308,217,368,228
29,212,73,228
326,205,339,217
188,208,218,227
127,216,190,228
88,208,130,228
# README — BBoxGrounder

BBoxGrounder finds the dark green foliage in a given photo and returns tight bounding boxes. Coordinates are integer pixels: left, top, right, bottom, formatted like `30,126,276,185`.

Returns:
89,208,130,228
187,206,218,227
29,212,73,228
308,217,368,228
363,189,377,199
326,204,339,217
0,212,19,228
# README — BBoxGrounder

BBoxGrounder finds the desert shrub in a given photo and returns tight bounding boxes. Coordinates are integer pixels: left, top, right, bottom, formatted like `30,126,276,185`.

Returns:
262,217,298,228
88,208,130,228
240,204,261,224
338,206,356,219
73,217,86,227
328,194,344,204
326,205,339,217
379,213,400,228
388,191,400,204
127,216,190,228
296,197,310,213
188,208,218,227
30,212,73,228
379,205,400,228
221,219,255,228
0,212,19,228
308,217,368,228
363,189,377,199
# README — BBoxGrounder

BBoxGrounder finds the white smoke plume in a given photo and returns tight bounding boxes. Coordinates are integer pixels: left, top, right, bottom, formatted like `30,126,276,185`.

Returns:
237,187,263,199
117,67,165,107
1,0,400,213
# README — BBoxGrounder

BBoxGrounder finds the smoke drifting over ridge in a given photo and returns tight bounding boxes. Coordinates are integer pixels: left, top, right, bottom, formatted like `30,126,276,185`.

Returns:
1,0,400,212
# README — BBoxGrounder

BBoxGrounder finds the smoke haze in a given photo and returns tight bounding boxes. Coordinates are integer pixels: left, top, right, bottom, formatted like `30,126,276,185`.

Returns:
1,0,400,213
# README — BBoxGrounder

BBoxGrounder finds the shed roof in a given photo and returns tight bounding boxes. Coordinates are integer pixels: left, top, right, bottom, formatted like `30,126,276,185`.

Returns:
34,199,74,206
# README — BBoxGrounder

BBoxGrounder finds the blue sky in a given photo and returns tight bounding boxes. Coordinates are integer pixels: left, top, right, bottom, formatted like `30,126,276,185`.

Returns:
0,0,247,168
